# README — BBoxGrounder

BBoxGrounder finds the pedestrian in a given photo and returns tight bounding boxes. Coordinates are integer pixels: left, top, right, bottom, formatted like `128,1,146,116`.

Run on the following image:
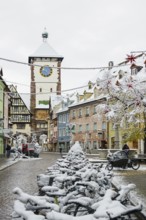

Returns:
6,142,11,158
59,145,63,156
122,144,129,157
122,144,129,150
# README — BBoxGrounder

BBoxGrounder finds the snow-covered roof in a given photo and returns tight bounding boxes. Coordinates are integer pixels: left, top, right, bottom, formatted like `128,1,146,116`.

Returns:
117,54,144,74
28,41,64,61
69,94,107,108
94,53,146,84
57,106,69,114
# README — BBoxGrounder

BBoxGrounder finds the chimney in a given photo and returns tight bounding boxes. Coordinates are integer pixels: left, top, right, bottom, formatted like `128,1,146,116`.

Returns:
108,61,114,70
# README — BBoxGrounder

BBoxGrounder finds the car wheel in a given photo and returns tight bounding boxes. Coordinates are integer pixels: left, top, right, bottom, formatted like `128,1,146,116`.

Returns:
131,159,140,170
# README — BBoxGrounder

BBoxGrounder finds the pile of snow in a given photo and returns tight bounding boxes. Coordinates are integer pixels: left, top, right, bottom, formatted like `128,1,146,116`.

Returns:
12,141,143,220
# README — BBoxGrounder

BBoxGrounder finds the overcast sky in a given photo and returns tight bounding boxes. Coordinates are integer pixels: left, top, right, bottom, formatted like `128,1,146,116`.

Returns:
0,0,146,106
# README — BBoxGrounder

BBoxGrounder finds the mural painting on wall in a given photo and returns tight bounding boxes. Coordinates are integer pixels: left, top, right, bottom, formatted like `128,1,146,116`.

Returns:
36,110,49,120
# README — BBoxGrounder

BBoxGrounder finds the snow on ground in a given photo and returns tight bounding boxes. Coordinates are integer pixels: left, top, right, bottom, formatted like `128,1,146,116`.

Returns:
90,158,146,214
113,174,146,214
12,142,146,220
111,164,146,215
0,157,42,171
21,157,42,161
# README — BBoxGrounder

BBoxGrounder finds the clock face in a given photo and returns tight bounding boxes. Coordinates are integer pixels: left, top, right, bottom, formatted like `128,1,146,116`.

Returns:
40,65,52,77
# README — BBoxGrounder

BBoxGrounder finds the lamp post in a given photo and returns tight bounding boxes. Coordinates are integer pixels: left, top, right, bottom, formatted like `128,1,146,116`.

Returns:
66,123,75,147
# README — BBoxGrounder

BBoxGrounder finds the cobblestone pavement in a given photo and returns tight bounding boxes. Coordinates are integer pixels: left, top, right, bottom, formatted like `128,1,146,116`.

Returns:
0,153,60,220
1,154,146,219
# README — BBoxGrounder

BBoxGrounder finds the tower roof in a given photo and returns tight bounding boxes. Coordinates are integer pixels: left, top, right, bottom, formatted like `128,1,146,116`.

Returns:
28,30,64,63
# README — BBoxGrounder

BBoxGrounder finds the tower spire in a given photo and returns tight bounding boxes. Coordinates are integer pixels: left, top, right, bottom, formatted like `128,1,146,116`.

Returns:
42,28,48,42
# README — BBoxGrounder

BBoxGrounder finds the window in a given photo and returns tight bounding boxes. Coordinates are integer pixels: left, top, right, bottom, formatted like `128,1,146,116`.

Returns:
63,128,66,136
72,124,76,134
131,68,137,75
45,123,48,128
36,123,40,128
93,105,97,114
50,88,53,92
66,113,69,123
61,128,63,136
13,99,19,105
85,107,89,116
79,109,82,117
66,126,69,135
13,106,19,113
72,110,76,118
17,124,25,129
102,122,106,130
59,115,62,122
40,88,42,92
79,124,82,132
93,141,97,149
19,106,27,113
58,129,61,137
93,122,97,131
87,141,91,149
63,114,66,123
86,124,89,131
40,124,45,128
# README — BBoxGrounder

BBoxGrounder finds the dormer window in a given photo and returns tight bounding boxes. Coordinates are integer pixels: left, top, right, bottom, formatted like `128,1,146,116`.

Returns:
88,81,93,89
131,64,143,75
131,68,137,75
88,83,92,89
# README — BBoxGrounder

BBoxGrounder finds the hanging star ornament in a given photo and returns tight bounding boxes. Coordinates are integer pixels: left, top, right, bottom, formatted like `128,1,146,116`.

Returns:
126,54,136,63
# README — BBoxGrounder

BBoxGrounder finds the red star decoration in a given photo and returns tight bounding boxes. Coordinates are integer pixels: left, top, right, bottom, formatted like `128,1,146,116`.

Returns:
127,83,133,88
126,54,136,63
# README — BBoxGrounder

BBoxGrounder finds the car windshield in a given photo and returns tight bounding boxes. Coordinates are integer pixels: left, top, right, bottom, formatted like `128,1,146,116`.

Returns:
112,151,127,159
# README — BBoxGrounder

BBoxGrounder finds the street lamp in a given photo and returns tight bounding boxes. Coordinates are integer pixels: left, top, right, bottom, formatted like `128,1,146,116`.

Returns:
66,123,75,147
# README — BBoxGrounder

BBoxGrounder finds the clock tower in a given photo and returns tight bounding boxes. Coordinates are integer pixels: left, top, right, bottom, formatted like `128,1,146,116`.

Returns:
28,29,64,135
